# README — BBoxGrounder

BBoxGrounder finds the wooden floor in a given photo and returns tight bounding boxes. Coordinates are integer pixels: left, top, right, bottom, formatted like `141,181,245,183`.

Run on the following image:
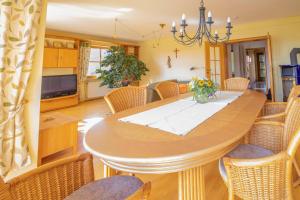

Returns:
43,98,300,199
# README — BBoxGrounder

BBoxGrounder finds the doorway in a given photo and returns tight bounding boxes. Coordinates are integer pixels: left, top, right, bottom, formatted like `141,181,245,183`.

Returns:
205,35,275,101
245,48,267,93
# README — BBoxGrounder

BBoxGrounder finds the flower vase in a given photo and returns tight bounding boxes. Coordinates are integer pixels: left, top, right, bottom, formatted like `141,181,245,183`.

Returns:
194,93,209,104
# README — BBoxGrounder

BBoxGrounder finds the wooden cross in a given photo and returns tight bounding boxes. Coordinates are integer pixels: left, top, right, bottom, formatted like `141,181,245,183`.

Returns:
174,48,180,58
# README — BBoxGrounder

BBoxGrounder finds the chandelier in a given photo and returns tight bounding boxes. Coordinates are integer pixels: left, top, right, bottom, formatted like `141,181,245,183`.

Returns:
171,0,233,46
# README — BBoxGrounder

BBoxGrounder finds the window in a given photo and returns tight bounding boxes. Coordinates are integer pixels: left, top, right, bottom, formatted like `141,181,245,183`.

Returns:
87,47,109,76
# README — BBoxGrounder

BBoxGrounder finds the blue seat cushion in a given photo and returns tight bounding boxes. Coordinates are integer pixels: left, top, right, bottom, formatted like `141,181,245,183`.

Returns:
64,175,144,200
219,144,274,182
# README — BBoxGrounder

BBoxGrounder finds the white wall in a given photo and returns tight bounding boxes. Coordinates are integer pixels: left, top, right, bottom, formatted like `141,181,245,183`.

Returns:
139,37,206,85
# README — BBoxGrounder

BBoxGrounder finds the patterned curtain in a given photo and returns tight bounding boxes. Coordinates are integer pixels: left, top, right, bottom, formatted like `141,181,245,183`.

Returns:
79,42,91,101
0,0,42,177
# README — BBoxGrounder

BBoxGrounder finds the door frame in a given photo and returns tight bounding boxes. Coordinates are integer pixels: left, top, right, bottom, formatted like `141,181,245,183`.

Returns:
224,34,275,101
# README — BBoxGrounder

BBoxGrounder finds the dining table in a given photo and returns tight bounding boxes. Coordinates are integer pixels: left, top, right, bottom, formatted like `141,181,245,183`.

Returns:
84,90,266,200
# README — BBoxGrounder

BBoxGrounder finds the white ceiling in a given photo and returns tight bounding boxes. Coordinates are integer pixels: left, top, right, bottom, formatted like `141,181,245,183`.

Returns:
47,0,300,42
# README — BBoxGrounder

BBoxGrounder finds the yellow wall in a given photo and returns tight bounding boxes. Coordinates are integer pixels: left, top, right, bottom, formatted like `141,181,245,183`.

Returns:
6,0,48,181
139,16,300,101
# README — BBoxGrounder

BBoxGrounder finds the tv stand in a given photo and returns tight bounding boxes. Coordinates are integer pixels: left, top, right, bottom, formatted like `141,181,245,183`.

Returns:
40,94,79,112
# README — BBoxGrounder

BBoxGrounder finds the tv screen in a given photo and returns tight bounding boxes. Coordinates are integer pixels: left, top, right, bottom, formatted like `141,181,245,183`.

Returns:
41,75,77,99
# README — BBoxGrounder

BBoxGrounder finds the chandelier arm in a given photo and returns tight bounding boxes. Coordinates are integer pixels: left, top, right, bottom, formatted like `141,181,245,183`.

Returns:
174,29,202,45
203,25,217,43
173,32,199,44
177,35,199,46
183,24,203,41
215,34,230,43
175,39,194,46
204,22,231,44
182,29,199,41
173,34,198,46
180,37,199,46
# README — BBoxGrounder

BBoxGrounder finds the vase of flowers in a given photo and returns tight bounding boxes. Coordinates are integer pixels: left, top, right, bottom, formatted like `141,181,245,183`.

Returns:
188,78,217,104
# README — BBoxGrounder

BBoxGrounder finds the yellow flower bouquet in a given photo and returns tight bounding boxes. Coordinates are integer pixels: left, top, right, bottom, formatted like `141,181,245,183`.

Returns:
188,78,217,103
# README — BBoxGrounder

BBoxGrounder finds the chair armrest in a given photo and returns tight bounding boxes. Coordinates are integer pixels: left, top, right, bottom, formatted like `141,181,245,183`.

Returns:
224,151,288,167
262,102,287,116
256,112,286,122
8,153,94,200
247,121,285,153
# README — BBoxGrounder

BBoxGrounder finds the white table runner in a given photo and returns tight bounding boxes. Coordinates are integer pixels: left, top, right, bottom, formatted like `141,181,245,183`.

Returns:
119,91,243,136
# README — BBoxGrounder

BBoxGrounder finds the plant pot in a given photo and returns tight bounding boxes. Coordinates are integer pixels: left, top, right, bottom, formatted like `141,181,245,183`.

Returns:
193,93,209,104
121,80,130,87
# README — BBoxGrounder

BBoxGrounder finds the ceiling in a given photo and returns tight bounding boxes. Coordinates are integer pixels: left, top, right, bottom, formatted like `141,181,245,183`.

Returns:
47,0,300,42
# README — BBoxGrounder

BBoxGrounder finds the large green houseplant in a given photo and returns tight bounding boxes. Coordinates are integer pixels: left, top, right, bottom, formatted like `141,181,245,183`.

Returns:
97,46,149,88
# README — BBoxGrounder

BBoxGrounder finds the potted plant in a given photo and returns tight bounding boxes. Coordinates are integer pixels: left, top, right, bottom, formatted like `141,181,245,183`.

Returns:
188,77,217,103
97,46,149,88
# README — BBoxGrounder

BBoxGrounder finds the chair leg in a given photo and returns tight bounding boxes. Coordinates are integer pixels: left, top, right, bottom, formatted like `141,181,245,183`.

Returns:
293,159,300,187
103,164,117,178
142,182,151,200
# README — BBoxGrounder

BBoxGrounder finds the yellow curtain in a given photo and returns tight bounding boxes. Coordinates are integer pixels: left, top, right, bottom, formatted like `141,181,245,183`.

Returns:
0,0,42,177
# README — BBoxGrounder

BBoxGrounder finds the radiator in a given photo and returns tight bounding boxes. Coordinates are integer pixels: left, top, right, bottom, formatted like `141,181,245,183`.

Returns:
86,80,112,99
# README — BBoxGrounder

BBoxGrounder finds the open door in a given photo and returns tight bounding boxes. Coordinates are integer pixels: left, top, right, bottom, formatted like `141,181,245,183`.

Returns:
205,42,227,89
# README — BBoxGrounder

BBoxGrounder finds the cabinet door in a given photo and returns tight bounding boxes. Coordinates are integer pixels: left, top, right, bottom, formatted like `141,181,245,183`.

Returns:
43,48,59,68
59,49,78,68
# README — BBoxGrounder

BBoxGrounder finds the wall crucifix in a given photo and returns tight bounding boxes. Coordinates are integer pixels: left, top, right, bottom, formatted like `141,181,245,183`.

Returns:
174,48,180,58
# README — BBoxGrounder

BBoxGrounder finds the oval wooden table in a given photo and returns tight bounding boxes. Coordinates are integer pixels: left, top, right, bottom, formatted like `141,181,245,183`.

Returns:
84,90,266,200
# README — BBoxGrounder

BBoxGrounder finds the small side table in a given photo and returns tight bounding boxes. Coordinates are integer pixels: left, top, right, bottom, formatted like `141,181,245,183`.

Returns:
38,112,78,166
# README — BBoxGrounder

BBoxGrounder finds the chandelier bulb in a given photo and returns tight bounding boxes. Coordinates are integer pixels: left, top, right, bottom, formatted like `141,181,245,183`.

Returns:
208,11,212,18
172,21,176,27
227,17,231,23
180,28,184,34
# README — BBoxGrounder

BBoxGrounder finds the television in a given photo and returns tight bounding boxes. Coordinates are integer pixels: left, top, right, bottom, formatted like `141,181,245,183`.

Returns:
41,74,77,99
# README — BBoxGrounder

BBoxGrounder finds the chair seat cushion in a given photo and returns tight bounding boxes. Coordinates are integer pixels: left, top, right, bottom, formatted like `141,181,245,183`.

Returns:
219,144,274,182
64,175,144,200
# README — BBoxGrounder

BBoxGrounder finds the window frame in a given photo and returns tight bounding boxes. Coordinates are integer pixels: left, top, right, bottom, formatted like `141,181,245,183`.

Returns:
87,46,109,78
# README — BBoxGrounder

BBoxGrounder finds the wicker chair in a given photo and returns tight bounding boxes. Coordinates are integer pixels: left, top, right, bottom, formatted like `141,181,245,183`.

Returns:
105,86,147,114
224,77,250,91
220,128,300,200
154,81,180,100
260,85,300,119
219,99,300,199
0,153,151,200
248,98,300,154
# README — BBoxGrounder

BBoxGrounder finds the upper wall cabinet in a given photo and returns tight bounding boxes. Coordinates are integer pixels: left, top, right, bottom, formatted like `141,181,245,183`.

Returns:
59,49,78,68
43,48,78,68
43,48,59,68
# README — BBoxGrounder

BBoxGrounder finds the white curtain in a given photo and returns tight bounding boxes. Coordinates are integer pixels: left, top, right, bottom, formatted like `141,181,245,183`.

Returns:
0,0,43,177
79,42,91,101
